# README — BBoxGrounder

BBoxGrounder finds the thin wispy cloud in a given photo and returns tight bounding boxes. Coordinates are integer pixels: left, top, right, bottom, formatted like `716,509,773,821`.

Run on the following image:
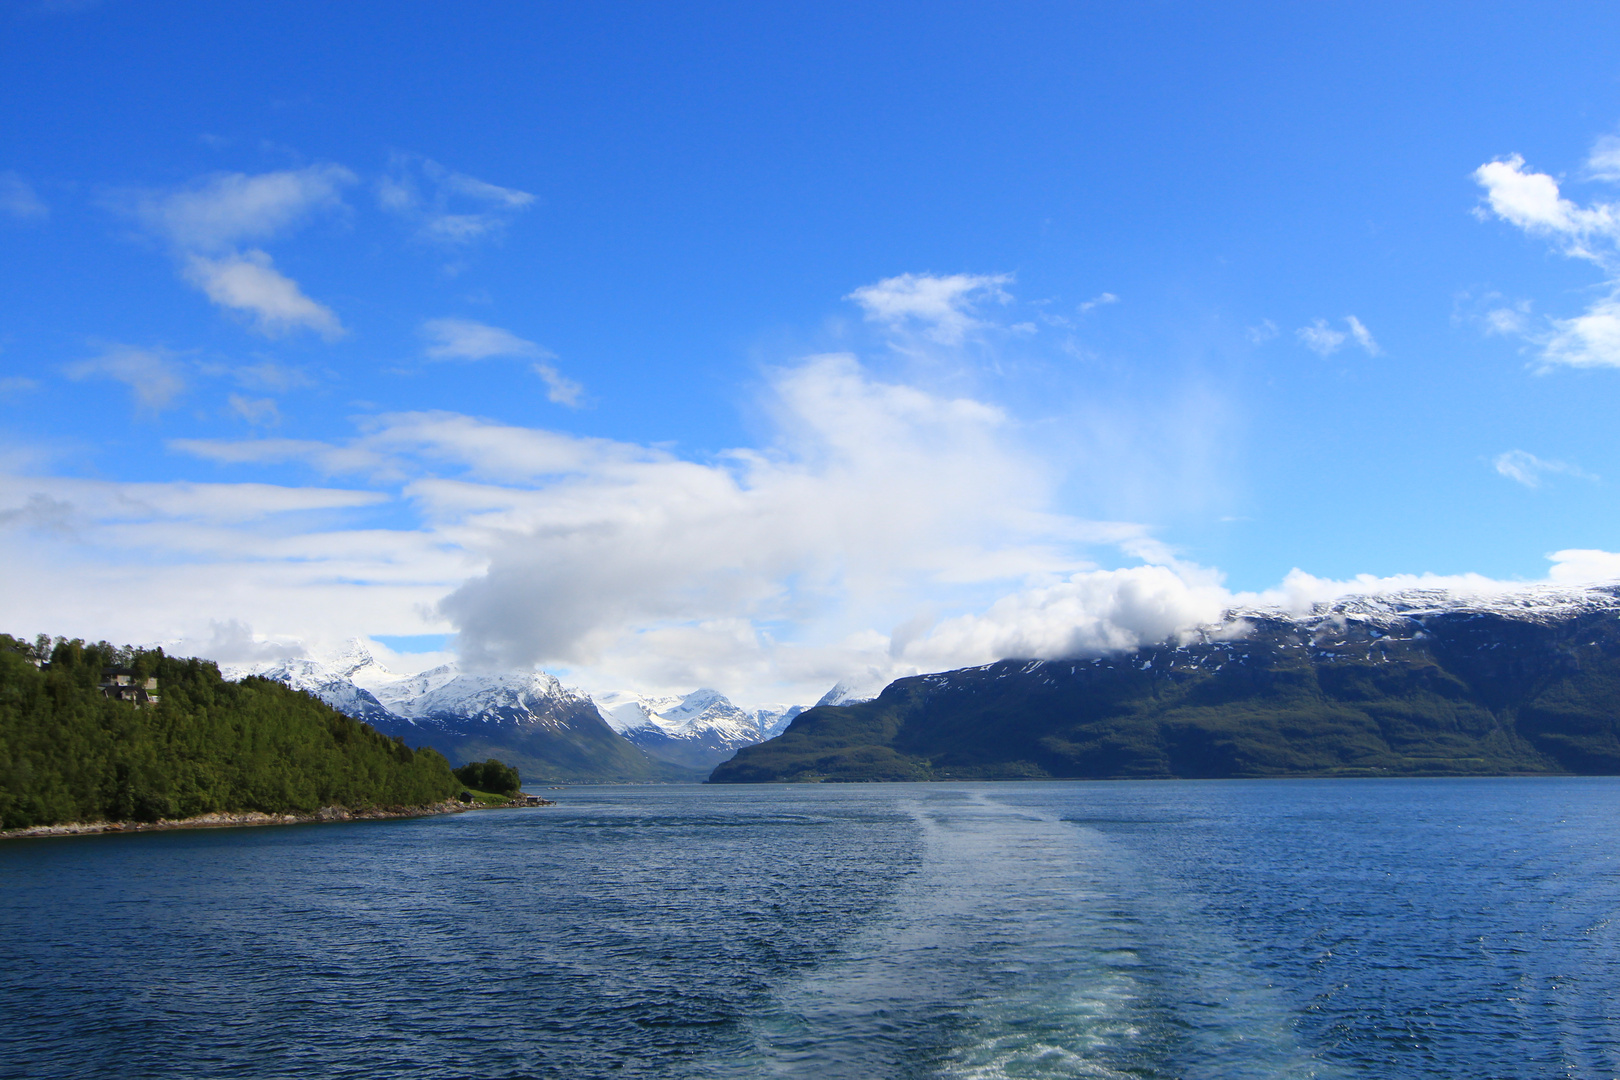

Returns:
183,250,345,339
847,272,1013,345
378,156,534,245
115,165,354,338
228,394,280,427
64,345,187,410
126,165,355,252
1078,291,1118,314
1492,449,1598,488
1296,319,1345,356
421,318,583,405
1297,316,1380,357
0,172,48,222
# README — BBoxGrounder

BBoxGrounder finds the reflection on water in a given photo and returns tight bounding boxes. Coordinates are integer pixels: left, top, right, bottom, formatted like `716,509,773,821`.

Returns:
2,779,1618,1078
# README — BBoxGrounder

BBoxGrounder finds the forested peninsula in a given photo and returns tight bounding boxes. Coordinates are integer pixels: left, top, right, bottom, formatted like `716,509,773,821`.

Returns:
0,635,460,833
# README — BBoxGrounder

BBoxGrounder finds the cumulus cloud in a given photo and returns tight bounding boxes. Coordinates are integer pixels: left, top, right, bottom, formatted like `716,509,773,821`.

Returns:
378,156,534,244
1540,296,1620,369
0,172,48,222
1297,316,1379,357
847,272,1013,345
34,341,1620,705
420,317,583,405
894,564,1231,671
437,353,1084,671
1474,154,1619,259
64,345,187,409
1492,449,1597,487
183,250,345,338
1475,144,1620,370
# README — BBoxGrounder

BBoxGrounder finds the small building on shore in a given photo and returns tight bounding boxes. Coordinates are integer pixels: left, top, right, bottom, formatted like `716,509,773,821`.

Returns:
99,668,159,706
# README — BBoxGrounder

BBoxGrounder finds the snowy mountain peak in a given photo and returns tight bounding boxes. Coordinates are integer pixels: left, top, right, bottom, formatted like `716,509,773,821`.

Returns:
815,678,884,708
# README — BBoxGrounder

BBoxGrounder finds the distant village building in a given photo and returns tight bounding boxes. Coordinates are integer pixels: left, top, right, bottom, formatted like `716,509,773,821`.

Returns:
100,668,159,706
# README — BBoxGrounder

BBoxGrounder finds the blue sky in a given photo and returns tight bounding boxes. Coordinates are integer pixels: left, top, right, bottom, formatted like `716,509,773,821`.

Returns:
6,2,1620,703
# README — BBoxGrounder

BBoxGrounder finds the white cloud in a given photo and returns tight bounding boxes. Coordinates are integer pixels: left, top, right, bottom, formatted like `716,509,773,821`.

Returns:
1540,296,1620,369
1296,319,1346,356
1474,155,1620,260
533,362,584,407
378,156,534,244
422,317,545,360
1247,319,1278,344
1587,136,1620,184
64,345,187,409
1345,315,1381,355
1297,316,1379,357
894,564,1231,671
1473,144,1620,370
30,346,1620,706
116,166,354,338
0,172,48,222
421,318,583,406
129,165,355,252
1483,300,1532,337
183,250,345,339
847,272,1013,345
1492,449,1597,488
1078,292,1118,313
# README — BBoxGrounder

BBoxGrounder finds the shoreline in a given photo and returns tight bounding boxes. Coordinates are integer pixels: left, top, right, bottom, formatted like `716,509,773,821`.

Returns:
0,798,475,842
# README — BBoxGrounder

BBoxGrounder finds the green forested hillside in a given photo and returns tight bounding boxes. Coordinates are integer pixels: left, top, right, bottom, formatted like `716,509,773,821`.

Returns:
0,635,458,830
711,606,1620,783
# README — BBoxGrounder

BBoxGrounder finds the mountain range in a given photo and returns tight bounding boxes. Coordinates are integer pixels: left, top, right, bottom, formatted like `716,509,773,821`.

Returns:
222,643,832,782
711,584,1620,783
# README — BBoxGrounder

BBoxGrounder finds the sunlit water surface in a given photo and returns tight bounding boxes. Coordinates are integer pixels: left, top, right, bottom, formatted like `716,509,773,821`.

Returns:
3,779,1619,1078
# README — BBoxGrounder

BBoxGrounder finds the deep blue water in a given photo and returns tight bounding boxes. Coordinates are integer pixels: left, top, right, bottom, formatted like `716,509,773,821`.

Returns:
3,779,1619,1079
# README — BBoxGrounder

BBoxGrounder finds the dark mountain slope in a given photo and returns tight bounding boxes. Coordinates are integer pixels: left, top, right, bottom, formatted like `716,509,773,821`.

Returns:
711,594,1620,783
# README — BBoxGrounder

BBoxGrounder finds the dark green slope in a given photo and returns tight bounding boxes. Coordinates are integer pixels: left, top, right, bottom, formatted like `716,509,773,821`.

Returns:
710,605,1620,783
1,636,459,830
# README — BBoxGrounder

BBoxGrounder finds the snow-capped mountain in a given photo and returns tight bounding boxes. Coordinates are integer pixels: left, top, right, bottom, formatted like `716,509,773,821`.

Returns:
223,641,684,782
594,688,806,771
222,638,836,777
815,678,884,709
714,581,1620,784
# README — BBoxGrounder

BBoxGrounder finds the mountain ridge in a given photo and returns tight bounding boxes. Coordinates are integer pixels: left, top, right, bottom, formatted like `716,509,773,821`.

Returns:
225,646,811,780
710,583,1620,783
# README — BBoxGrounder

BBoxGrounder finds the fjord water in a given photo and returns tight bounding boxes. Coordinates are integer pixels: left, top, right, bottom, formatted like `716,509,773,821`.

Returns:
3,781,1619,1079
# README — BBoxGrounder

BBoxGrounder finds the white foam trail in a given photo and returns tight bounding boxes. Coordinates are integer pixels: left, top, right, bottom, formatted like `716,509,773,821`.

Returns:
730,786,1343,1079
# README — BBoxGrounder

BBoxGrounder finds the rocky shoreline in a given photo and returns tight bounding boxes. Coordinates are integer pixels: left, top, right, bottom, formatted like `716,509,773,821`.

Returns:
0,798,475,842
